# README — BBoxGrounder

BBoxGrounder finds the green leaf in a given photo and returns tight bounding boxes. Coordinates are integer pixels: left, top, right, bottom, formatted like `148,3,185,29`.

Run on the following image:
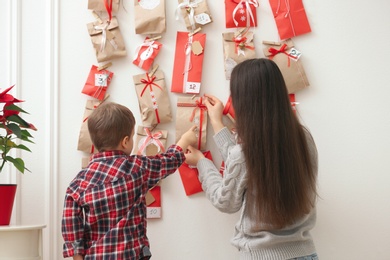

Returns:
4,156,29,173
6,114,31,128
6,123,22,138
4,104,29,114
15,144,32,152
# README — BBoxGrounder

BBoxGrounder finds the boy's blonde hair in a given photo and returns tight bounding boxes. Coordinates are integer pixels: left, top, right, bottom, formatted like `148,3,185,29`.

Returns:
88,102,135,151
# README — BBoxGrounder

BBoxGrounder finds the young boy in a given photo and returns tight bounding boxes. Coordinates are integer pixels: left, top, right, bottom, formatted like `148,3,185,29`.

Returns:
62,102,197,260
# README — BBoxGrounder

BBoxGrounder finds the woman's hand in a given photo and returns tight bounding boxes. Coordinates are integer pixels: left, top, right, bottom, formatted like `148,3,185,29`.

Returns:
177,125,198,150
204,94,225,133
185,146,205,166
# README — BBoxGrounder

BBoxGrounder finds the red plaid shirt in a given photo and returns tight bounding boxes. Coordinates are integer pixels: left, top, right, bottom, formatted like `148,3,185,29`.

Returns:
62,145,184,259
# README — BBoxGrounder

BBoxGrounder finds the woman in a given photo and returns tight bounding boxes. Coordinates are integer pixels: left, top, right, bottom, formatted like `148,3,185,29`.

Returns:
185,58,319,260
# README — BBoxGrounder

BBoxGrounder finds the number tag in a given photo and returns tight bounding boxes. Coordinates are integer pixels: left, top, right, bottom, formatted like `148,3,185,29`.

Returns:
147,207,161,218
185,82,200,94
194,13,211,25
95,73,108,87
288,48,302,61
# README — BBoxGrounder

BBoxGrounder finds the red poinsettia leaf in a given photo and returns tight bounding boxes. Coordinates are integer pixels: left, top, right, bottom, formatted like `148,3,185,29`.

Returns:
0,86,24,103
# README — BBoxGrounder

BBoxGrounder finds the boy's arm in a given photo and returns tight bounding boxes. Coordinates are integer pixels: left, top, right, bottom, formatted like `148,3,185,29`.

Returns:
62,190,86,258
73,255,84,260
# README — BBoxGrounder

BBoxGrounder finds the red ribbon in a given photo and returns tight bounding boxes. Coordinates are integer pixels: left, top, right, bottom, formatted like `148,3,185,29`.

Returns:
104,0,113,22
233,37,255,54
137,128,165,155
268,43,295,67
140,73,163,124
189,97,207,150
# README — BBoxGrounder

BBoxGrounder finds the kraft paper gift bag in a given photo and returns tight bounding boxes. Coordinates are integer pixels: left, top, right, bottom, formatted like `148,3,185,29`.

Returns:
77,100,102,154
263,39,309,93
269,0,311,40
171,31,206,94
132,126,168,156
82,65,113,101
133,38,163,71
223,30,256,80
87,17,127,62
88,0,120,14
225,0,259,28
176,0,213,32
176,96,207,151
133,70,172,126
134,0,166,35
178,151,213,196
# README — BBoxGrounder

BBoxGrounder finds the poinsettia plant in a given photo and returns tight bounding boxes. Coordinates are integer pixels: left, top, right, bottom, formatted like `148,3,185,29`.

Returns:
0,85,37,173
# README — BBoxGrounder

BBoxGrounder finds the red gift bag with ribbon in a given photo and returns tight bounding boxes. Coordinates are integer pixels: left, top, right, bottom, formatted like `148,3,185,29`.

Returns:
133,70,172,127
179,151,213,196
82,65,113,101
176,96,208,151
269,0,311,40
132,126,167,156
225,0,258,28
171,31,206,94
133,37,162,71
263,39,309,93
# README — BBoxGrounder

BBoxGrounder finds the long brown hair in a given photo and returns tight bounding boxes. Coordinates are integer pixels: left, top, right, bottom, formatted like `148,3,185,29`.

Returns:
230,58,317,229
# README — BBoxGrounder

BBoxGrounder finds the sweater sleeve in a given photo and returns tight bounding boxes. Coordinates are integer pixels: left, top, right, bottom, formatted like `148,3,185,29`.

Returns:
197,127,247,214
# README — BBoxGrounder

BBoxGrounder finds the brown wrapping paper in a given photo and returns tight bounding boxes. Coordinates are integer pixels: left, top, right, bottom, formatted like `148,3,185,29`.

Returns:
87,17,127,62
176,96,207,151
77,100,101,154
132,126,168,156
223,30,256,80
263,39,309,93
134,0,166,35
177,0,213,31
88,0,120,14
133,70,172,127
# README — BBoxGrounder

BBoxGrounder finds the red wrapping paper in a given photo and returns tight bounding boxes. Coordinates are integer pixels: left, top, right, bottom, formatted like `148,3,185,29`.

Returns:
269,0,311,40
171,31,206,94
146,186,162,219
82,65,113,101
178,151,213,196
132,38,162,71
225,0,258,28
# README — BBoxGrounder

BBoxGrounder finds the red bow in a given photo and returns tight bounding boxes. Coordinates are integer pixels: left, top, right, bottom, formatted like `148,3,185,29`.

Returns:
140,74,162,97
268,44,295,67
234,37,255,55
190,97,207,150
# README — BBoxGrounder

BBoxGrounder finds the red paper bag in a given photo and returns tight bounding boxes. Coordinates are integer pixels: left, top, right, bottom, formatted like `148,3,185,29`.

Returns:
269,0,311,40
171,31,206,94
225,0,258,28
178,151,213,196
133,38,162,71
82,65,113,101
147,185,162,219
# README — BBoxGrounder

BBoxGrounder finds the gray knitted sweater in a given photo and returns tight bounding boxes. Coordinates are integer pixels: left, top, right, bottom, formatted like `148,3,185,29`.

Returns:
197,127,318,260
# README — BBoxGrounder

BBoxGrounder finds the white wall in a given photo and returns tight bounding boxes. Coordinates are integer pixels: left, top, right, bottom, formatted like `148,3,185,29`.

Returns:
2,0,390,259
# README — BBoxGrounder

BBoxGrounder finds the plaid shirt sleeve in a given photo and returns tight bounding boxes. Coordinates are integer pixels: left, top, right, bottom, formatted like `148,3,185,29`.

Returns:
61,186,86,258
140,144,185,188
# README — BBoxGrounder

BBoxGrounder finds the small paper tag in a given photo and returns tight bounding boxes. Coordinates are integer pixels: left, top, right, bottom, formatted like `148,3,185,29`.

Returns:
191,41,203,56
139,0,160,10
288,48,302,61
185,82,201,94
147,207,161,218
95,73,108,87
194,13,211,25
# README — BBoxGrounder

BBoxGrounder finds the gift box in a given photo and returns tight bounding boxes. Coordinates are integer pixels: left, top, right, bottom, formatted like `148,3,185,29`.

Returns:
223,30,256,80
171,31,206,94
88,0,120,14
87,17,127,63
263,39,309,93
132,126,167,156
269,0,311,40
176,0,213,31
225,0,258,28
178,151,213,196
133,38,162,71
134,0,166,35
82,65,113,101
133,70,172,126
176,96,208,151
77,100,102,154
146,185,162,218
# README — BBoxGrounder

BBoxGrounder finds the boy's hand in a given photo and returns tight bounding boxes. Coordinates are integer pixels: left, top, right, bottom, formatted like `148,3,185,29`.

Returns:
185,146,205,166
177,125,198,151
